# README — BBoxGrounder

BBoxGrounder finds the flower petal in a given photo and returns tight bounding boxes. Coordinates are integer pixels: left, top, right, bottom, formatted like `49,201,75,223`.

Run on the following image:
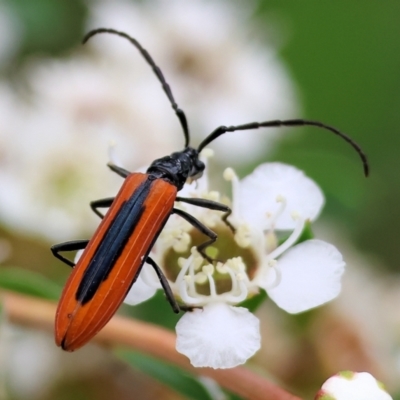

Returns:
175,302,260,369
267,239,345,313
237,163,324,230
123,266,158,306
316,371,393,400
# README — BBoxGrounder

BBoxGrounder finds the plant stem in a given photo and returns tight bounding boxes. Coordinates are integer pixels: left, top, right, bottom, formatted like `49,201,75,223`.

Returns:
2,291,302,400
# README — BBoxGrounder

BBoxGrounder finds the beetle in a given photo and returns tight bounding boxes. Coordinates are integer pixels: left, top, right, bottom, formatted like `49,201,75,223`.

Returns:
52,28,369,352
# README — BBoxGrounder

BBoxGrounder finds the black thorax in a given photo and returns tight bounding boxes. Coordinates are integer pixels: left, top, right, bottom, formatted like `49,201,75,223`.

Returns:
146,147,205,190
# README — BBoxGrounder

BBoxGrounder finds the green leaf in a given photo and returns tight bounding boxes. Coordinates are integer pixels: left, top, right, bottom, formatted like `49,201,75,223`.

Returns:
392,392,400,400
117,350,214,400
0,267,62,300
7,0,87,57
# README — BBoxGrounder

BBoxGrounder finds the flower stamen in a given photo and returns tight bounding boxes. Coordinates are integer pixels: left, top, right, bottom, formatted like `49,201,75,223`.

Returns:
203,264,217,298
223,167,240,219
266,215,306,261
234,223,252,248
108,140,121,167
264,260,282,289
223,274,248,303
265,194,286,231
179,275,199,304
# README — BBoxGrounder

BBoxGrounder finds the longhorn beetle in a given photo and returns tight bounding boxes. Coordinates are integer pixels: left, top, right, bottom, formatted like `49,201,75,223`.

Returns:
52,28,369,352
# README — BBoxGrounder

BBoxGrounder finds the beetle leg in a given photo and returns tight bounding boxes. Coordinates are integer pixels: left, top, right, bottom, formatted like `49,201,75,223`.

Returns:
90,197,114,219
51,240,89,268
145,256,180,313
145,256,197,313
107,162,131,178
172,208,218,263
176,196,235,232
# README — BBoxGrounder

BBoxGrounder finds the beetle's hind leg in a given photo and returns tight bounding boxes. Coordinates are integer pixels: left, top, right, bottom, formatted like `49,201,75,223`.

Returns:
145,256,198,313
146,256,181,313
51,240,89,268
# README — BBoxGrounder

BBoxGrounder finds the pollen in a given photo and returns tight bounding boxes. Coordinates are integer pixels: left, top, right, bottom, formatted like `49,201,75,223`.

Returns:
200,148,214,159
223,167,236,181
195,272,208,284
291,211,300,221
234,223,252,248
202,264,215,275
216,262,229,274
268,259,278,267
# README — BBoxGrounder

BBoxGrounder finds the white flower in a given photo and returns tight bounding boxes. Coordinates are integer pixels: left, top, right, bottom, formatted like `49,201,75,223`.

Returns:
124,160,346,369
176,302,260,369
315,371,393,400
237,163,324,230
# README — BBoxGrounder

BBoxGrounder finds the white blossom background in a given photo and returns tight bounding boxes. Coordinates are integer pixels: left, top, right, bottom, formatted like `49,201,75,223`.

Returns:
0,1,399,399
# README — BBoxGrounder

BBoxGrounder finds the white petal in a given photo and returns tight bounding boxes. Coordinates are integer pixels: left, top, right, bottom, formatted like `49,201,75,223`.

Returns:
175,303,260,369
317,372,393,400
74,249,84,264
237,163,324,230
267,239,345,313
123,267,158,306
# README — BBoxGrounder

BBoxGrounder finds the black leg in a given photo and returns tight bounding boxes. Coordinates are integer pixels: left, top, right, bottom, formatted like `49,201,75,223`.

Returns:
176,196,235,232
90,197,114,219
145,256,180,313
172,208,218,263
107,162,131,178
51,240,89,268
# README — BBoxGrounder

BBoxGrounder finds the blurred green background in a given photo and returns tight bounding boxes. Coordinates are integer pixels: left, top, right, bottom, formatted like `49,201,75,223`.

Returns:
0,1,399,399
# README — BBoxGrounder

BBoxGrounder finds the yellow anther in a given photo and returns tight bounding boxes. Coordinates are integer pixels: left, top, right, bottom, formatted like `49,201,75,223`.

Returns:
200,148,214,158
223,167,236,181
202,264,215,275
195,272,208,284
291,211,300,220
178,257,186,268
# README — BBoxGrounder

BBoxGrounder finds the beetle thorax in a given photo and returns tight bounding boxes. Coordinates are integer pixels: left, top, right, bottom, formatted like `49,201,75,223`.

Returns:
146,147,205,190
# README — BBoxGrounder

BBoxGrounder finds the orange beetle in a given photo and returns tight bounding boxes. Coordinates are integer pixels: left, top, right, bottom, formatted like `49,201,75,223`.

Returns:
52,28,368,351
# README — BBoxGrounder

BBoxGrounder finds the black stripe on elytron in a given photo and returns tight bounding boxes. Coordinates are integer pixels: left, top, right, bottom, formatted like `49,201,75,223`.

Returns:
121,208,172,300
76,177,154,305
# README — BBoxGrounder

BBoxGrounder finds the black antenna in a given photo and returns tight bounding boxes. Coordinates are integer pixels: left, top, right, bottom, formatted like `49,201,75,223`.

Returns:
198,119,369,177
83,28,190,148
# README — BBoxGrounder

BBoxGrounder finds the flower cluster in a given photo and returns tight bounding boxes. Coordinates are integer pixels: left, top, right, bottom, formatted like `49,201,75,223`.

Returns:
315,371,393,400
124,155,346,369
